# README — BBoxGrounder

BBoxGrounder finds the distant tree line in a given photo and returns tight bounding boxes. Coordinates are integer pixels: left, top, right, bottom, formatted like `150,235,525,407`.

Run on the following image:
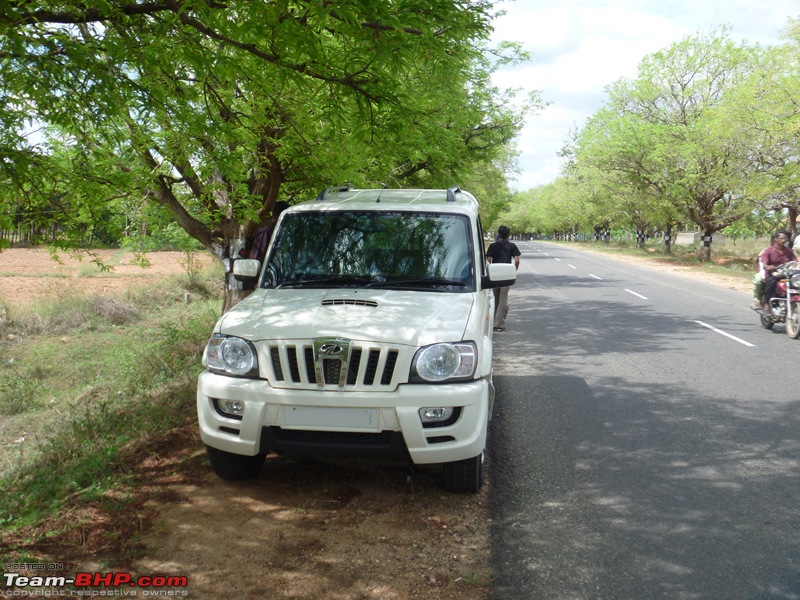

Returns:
495,23,800,260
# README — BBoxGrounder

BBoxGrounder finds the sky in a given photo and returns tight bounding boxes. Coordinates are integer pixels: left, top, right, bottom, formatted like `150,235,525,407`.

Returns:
490,0,799,191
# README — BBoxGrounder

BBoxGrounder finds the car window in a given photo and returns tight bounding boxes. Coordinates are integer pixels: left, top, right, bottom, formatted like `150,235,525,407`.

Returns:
263,211,474,291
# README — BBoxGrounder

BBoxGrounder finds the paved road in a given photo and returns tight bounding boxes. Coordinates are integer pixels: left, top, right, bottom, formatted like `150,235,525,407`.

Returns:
488,241,800,600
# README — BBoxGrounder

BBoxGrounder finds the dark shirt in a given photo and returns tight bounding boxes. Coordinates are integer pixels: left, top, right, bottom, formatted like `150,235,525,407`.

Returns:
248,221,277,261
486,239,521,264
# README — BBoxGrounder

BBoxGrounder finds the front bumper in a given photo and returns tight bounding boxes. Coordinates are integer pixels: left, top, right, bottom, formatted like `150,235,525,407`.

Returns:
196,370,490,465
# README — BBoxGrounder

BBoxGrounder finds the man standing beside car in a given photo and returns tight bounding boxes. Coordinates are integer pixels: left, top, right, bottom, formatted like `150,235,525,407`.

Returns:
486,225,521,332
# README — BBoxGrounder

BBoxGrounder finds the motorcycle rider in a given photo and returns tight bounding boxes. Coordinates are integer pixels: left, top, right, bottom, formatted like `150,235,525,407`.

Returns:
752,234,777,310
761,230,797,312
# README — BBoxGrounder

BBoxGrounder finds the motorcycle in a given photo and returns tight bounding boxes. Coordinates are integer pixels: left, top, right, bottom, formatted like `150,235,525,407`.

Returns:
758,261,800,338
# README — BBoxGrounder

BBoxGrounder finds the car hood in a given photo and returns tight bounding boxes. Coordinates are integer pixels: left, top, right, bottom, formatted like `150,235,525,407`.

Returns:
216,288,474,347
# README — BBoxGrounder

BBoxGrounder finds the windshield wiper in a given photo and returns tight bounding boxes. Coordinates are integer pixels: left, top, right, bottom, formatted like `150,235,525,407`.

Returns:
278,275,377,288
369,277,468,288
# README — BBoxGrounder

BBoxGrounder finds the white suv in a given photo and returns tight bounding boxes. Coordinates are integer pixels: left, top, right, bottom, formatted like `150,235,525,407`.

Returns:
196,186,516,492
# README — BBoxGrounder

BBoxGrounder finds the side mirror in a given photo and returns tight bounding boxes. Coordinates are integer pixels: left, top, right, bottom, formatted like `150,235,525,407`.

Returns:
232,258,261,283
481,263,517,289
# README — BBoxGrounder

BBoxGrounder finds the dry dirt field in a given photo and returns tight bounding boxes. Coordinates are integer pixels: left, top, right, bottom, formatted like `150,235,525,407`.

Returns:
1,246,750,600
0,247,215,307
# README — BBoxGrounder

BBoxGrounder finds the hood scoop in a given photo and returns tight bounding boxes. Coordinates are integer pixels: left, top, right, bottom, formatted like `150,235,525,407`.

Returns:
321,298,378,308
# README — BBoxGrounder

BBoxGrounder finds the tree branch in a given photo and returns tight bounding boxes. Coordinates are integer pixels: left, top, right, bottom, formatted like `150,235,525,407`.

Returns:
1,2,175,26
3,1,417,102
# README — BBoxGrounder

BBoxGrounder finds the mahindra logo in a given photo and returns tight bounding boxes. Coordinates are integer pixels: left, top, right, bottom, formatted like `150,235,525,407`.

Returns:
313,338,351,389
319,343,344,356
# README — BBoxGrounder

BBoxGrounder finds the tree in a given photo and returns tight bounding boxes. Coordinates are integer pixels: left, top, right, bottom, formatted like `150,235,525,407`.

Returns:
567,30,760,261
1,1,535,310
723,33,800,239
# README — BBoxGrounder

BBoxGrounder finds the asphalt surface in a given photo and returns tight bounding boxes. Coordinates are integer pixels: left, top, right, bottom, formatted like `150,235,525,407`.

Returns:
488,241,800,600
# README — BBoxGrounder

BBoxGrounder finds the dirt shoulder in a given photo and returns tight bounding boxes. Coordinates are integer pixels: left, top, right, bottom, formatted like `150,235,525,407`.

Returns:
132,437,491,600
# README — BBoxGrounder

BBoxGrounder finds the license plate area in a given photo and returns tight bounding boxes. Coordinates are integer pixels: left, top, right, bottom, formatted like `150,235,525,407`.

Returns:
283,407,379,429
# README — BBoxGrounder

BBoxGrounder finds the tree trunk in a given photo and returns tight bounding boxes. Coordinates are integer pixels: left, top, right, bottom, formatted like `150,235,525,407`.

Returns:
636,228,646,249
663,224,672,256
698,229,713,262
220,236,254,314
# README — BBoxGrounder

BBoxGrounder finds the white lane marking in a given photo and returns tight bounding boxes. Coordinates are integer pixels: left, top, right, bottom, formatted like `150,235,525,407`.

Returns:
694,321,756,347
589,274,603,280
568,264,577,269
554,257,561,262
625,289,649,300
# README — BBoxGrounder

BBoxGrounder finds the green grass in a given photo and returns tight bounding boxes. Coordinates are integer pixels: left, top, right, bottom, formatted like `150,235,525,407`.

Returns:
458,571,492,588
0,262,224,543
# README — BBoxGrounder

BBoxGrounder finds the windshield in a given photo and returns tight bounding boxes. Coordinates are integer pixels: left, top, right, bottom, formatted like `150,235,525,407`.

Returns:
262,211,474,292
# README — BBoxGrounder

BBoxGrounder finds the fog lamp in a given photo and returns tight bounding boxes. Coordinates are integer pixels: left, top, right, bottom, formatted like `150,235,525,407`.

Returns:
419,407,455,423
213,399,245,419
222,400,245,416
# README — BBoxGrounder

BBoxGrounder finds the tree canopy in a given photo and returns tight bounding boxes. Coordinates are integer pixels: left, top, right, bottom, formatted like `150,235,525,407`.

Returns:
1,1,538,308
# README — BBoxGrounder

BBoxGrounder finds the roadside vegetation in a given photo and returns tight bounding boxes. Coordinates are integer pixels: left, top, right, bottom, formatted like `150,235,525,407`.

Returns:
0,259,224,560
563,237,764,277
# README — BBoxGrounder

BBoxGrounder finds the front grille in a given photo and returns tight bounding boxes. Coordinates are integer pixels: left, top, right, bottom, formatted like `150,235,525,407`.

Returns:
364,350,381,385
323,358,341,384
263,340,404,391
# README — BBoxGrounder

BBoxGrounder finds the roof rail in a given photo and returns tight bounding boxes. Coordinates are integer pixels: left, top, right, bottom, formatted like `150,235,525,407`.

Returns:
446,186,461,203
315,185,351,201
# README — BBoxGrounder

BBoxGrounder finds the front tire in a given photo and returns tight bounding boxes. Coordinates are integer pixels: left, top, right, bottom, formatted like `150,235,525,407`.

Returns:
206,445,266,480
786,302,800,339
442,451,484,493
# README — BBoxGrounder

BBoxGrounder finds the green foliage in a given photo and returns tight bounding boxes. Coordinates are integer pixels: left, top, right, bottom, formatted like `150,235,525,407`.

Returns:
573,31,757,235
0,0,537,284
721,211,785,240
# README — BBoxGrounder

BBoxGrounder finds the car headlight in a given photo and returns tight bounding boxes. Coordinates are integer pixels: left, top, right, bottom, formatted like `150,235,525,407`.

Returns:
205,335,259,377
411,342,477,383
